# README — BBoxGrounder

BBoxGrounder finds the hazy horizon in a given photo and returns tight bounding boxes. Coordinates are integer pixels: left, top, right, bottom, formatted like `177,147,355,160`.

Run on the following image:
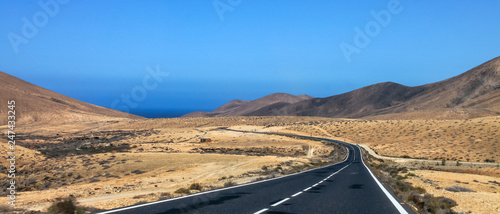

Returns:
1,1,500,117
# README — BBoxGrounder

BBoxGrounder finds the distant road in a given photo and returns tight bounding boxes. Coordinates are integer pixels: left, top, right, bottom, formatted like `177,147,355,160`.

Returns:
98,131,414,214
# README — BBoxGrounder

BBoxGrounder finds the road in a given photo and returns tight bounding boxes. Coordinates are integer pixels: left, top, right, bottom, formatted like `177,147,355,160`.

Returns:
98,132,414,214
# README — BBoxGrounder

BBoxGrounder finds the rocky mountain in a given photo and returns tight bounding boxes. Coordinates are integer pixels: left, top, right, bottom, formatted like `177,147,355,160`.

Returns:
184,56,500,119
183,93,313,117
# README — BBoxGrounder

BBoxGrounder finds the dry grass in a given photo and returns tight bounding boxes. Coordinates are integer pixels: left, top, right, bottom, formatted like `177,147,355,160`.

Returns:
0,120,342,212
287,116,500,163
364,150,499,214
0,152,310,211
406,170,500,213
1,115,498,212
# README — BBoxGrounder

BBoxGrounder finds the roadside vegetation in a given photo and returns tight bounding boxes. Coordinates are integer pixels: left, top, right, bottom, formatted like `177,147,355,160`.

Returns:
287,117,500,163
363,149,459,214
47,197,87,214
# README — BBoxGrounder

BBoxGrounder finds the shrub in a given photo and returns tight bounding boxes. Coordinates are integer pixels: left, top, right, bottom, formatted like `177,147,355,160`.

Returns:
445,186,475,192
395,175,406,180
159,192,173,200
406,191,422,205
422,194,458,213
133,195,146,199
406,173,416,177
48,197,85,214
368,161,457,214
485,159,495,163
223,181,237,187
414,186,426,194
174,188,190,194
188,183,203,191
88,178,100,183
391,179,413,193
438,197,458,209
131,169,146,174
253,177,265,182
0,205,25,213
26,178,37,186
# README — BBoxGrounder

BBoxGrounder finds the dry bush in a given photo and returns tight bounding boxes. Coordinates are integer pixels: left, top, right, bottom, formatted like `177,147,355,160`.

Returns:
0,205,27,214
288,117,500,163
47,197,86,214
174,188,190,194
444,186,475,192
188,183,203,191
365,152,458,214
223,181,237,187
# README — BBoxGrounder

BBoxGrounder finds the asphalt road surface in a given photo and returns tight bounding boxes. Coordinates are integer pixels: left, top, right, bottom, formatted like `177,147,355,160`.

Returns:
98,132,415,214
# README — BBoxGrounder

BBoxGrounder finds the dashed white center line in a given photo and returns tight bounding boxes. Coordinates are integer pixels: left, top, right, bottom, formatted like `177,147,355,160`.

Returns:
291,191,303,197
271,198,290,207
254,208,269,214
252,152,354,214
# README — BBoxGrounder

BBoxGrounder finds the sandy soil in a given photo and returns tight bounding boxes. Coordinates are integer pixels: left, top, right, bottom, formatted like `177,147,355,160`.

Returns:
1,116,498,213
3,153,297,211
287,116,500,163
0,123,336,212
406,170,500,213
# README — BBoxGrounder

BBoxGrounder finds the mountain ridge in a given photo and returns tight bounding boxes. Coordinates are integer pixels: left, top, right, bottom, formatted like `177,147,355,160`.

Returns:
184,56,500,119
182,93,313,117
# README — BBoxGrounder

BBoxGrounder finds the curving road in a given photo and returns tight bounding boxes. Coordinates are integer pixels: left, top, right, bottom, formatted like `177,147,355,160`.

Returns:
97,132,414,214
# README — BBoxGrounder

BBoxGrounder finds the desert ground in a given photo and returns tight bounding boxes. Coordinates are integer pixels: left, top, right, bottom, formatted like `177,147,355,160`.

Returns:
0,117,344,212
0,116,499,213
286,116,500,163
406,169,500,213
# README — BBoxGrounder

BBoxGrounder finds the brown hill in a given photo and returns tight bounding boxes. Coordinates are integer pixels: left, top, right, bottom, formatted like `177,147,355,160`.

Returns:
183,93,313,117
186,56,500,119
0,71,142,125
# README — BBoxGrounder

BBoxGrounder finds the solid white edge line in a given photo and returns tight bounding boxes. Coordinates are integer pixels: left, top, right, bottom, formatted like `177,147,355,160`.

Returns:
357,146,408,214
254,208,269,214
271,198,290,207
291,191,303,197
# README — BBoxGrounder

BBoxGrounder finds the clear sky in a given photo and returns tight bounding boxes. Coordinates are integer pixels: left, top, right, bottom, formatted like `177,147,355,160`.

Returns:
1,1,499,117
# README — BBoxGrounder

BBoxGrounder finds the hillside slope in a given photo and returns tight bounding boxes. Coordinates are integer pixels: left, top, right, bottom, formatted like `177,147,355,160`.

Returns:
183,93,313,117
0,71,142,125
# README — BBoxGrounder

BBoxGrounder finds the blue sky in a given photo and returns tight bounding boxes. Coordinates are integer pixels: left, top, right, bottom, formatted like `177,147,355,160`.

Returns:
1,1,499,117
